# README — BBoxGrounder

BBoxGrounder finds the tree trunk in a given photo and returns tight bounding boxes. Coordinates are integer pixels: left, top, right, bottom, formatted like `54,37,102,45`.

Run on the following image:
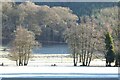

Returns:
79,54,81,62
24,54,27,66
108,62,111,66
86,51,89,66
16,60,18,66
73,51,77,66
88,53,92,66
83,50,86,66
73,43,78,66
81,48,84,66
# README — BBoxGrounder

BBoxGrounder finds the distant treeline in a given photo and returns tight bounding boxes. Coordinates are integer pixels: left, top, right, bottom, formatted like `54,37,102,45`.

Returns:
35,2,117,16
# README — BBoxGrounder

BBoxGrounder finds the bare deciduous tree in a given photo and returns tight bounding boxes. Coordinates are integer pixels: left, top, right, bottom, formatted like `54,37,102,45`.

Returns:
9,26,39,66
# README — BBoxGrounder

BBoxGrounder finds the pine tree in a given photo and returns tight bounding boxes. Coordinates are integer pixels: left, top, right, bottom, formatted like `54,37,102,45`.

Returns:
105,32,115,66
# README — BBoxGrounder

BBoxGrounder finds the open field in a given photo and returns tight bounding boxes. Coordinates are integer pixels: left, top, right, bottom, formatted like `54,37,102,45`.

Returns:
0,47,119,80
0,46,115,67
0,48,115,67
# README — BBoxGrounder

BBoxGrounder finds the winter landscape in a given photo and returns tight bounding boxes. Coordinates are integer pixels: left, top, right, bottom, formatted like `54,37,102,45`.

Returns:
0,0,120,80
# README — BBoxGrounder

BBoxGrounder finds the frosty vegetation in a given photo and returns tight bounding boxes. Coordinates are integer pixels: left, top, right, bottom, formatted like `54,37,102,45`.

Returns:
9,26,38,66
2,1,120,66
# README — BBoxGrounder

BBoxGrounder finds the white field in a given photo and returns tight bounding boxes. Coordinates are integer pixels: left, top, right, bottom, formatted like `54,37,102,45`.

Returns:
0,49,114,67
0,67,119,78
0,47,118,78
0,50,107,67
0,45,115,67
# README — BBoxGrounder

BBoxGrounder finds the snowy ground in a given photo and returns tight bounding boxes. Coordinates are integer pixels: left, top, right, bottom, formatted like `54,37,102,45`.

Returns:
0,66,119,78
0,47,111,67
0,48,119,79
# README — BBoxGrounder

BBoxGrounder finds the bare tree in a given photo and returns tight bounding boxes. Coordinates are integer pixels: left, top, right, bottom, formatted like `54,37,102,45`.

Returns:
65,16,99,66
77,16,98,66
64,22,79,66
9,26,39,66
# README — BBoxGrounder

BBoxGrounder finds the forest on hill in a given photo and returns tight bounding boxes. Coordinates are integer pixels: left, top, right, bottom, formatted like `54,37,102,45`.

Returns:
2,2,118,45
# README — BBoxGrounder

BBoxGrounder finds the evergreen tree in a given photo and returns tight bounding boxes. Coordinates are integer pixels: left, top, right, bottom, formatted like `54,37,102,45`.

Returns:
105,32,115,66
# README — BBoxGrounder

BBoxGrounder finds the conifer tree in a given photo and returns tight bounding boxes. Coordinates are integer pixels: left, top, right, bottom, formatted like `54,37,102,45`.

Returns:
105,32,115,66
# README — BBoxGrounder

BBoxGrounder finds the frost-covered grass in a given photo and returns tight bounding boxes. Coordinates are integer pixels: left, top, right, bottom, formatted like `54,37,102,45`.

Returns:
0,46,115,67
0,48,118,79
0,52,114,67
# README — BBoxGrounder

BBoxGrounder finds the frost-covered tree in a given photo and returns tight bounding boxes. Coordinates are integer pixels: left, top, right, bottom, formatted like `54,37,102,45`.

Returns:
114,2,120,67
65,16,99,66
64,22,79,66
9,26,39,66
2,1,78,44
77,16,100,66
115,26,120,66
93,6,119,66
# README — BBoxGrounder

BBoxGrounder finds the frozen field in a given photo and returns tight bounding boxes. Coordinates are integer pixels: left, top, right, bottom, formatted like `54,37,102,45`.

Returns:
0,47,119,80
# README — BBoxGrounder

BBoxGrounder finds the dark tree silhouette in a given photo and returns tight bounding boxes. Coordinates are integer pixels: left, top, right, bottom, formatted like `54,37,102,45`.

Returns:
105,32,115,66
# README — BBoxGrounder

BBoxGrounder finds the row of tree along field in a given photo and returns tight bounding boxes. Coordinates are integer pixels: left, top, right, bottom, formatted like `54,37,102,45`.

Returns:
2,1,120,66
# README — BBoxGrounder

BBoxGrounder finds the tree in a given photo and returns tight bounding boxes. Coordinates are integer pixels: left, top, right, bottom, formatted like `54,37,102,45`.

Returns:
114,2,120,67
2,1,79,45
105,32,115,66
113,22,120,66
65,16,98,66
77,16,99,66
92,6,119,66
115,26,120,67
9,26,39,66
64,22,79,66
